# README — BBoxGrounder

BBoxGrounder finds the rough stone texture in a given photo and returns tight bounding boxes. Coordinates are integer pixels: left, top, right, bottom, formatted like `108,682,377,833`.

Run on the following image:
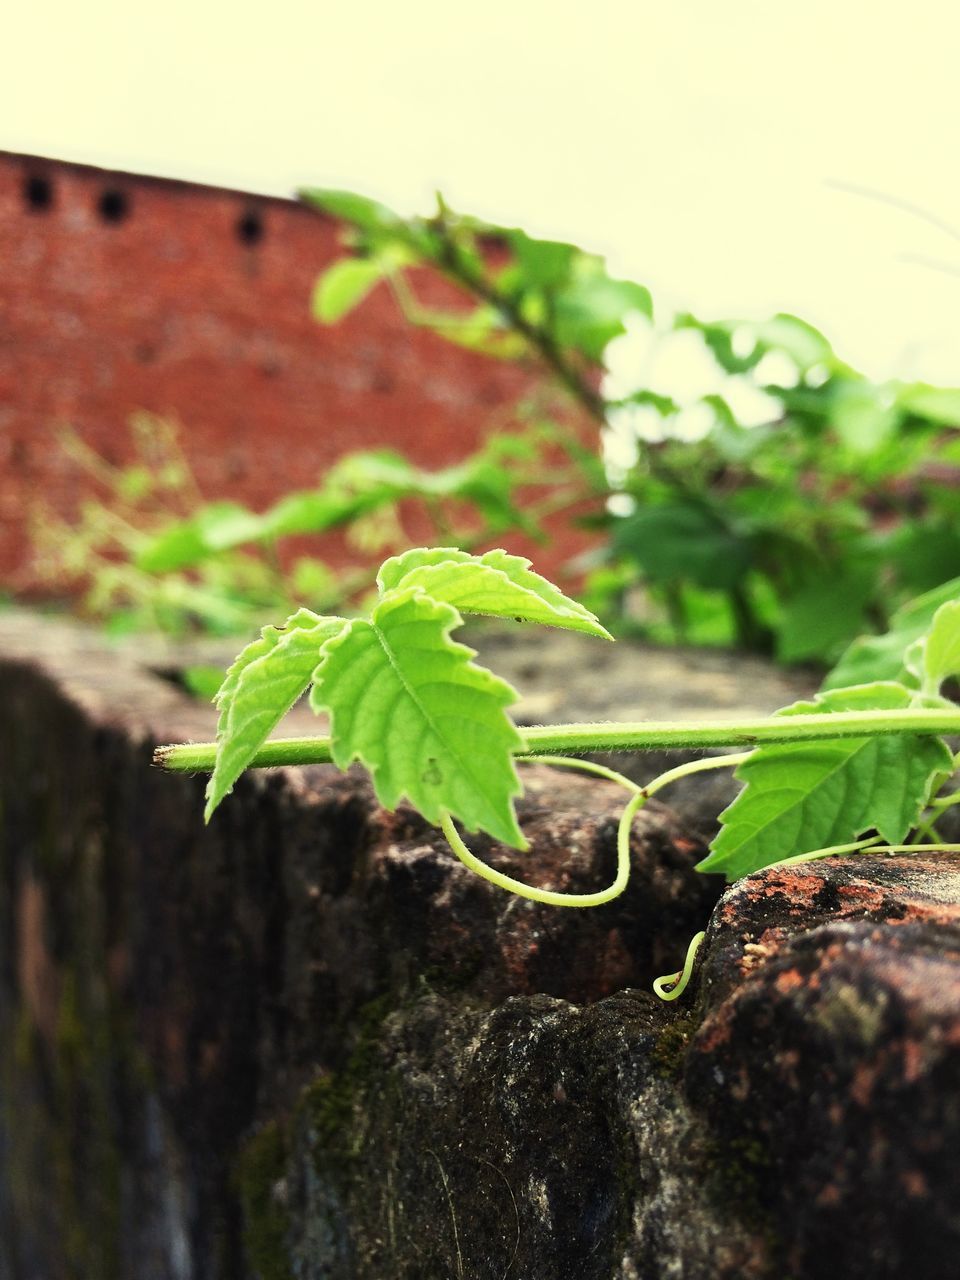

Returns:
1,611,959,1279
686,858,960,1280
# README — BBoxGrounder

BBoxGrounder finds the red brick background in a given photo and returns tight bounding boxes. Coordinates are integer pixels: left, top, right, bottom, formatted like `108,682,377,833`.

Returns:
0,151,594,591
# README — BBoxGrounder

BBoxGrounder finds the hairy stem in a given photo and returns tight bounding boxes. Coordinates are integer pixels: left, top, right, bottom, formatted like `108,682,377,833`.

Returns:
154,708,960,773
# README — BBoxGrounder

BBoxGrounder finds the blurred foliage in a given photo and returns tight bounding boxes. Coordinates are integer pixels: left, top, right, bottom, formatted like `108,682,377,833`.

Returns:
300,187,960,664
30,414,599,637
33,191,960,668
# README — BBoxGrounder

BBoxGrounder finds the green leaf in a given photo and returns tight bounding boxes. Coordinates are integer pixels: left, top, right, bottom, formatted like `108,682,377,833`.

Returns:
259,490,369,539
205,609,347,821
921,600,960,691
824,576,960,689
822,630,917,692
775,569,875,664
312,258,384,323
327,449,420,491
299,188,403,235
553,259,653,360
833,380,899,455
507,231,577,289
612,501,753,590
674,313,760,375
886,520,960,594
257,451,420,539
675,311,833,375
609,388,680,416
422,305,527,360
698,682,953,880
116,465,153,502
311,588,525,846
376,547,612,639
182,664,229,701
895,382,960,426
289,557,338,601
135,503,263,572
751,313,834,372
299,188,437,259
440,457,537,535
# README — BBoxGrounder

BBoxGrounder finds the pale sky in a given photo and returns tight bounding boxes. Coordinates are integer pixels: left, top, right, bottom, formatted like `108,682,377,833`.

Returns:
5,0,959,383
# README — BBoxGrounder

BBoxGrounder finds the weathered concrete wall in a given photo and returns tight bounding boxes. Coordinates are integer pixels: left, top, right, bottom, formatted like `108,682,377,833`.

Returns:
1,612,958,1279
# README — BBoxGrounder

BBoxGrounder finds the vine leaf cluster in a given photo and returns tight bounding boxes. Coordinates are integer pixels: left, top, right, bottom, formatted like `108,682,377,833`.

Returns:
162,548,960,893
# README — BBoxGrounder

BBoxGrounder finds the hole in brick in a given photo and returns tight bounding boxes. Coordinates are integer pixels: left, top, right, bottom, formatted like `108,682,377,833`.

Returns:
24,174,54,212
236,210,264,245
98,189,130,224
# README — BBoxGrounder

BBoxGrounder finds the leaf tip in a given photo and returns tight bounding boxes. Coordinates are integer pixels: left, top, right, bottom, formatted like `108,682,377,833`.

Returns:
203,774,224,824
693,851,727,878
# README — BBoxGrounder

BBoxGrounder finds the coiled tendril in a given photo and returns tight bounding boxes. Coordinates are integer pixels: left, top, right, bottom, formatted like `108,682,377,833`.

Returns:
439,751,752,1000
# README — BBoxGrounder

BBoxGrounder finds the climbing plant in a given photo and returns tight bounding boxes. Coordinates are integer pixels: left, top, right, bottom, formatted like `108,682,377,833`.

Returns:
157,549,960,998
304,188,960,662
32,416,599,637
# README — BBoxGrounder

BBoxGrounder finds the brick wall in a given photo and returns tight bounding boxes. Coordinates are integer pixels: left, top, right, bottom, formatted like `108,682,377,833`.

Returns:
0,151,588,589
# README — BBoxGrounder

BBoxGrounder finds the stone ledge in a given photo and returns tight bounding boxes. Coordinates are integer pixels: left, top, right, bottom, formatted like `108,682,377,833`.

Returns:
1,611,958,1279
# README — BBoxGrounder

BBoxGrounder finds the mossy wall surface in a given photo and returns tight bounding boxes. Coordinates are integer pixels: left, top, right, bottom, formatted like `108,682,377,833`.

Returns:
2,611,959,1279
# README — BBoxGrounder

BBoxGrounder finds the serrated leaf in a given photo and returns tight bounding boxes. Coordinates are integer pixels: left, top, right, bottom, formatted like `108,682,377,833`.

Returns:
921,600,960,691
376,547,612,639
697,682,953,880
205,609,347,820
310,588,526,846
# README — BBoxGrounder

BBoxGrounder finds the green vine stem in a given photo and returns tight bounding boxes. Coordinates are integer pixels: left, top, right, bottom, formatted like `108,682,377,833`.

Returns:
925,789,960,818
439,798,641,909
153,706,960,774
654,838,960,1004
771,840,960,869
913,787,960,842
652,931,706,1001
436,752,751,909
